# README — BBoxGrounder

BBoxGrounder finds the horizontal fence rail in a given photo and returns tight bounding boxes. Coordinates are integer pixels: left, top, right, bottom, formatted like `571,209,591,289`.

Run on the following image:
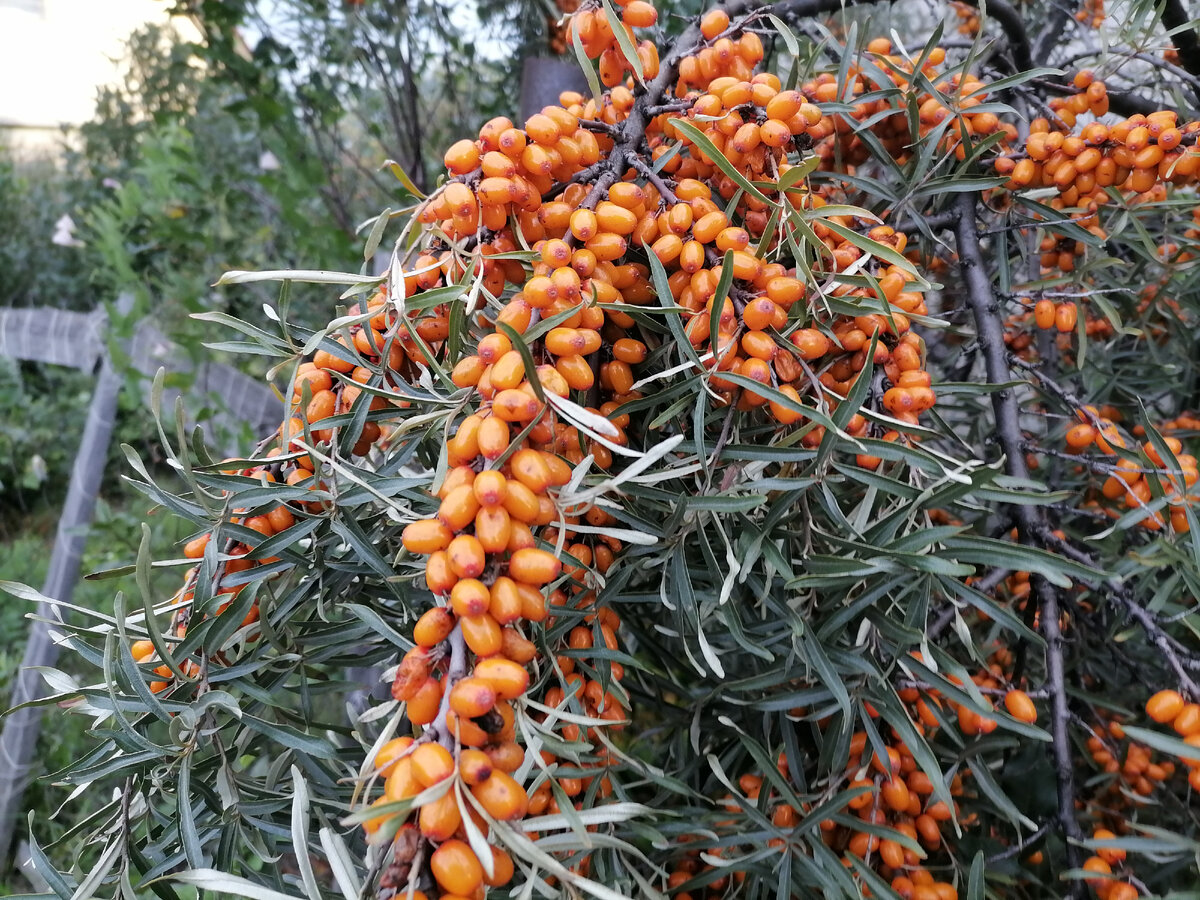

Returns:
0,300,283,865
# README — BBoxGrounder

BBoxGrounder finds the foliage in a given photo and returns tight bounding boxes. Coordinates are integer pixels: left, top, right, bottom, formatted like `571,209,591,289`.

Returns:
171,0,537,215
72,23,350,348
12,1,1200,900
0,151,93,311
0,518,193,886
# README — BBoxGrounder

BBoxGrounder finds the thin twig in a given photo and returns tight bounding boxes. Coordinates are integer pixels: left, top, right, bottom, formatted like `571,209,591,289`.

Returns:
960,0,1033,71
1034,528,1200,698
629,154,679,206
987,823,1051,863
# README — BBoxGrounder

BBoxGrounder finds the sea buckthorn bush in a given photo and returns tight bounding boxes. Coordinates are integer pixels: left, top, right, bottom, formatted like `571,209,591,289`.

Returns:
14,0,1200,898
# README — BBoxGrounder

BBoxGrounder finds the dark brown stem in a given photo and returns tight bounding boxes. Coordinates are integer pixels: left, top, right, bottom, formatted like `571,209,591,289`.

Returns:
960,0,1033,72
1161,0,1200,107
954,192,1084,887
629,154,679,205
430,624,467,750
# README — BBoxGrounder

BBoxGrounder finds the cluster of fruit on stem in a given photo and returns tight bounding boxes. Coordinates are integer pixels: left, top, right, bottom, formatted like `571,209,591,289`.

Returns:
1060,407,1200,534
114,1,1200,897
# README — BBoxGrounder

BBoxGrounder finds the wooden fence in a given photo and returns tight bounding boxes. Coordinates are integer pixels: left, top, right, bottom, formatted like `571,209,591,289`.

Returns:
0,301,282,866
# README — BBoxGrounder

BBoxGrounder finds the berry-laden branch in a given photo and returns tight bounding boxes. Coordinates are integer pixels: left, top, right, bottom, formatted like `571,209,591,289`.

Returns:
1003,358,1200,699
65,1,1200,898
954,191,1085,888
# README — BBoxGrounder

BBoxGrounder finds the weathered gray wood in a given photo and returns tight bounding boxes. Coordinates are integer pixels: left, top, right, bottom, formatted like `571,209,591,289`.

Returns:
0,307,105,371
0,355,123,864
0,306,283,453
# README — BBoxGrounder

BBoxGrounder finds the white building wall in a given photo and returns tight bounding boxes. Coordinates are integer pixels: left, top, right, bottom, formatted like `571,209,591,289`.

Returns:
0,0,196,155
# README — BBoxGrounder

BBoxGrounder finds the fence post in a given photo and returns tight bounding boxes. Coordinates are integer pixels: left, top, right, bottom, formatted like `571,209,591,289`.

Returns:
0,355,124,865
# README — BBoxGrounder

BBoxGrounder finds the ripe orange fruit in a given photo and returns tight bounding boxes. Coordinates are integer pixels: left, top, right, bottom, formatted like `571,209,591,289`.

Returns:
406,677,443,726
1147,689,1185,723
1004,689,1038,723
473,657,530,700
413,606,455,647
449,677,498,718
418,790,462,841
447,535,487,579
438,485,481,531
402,519,453,555
471,770,529,820
508,548,562,585
373,736,414,777
700,8,729,39
183,534,209,559
460,613,503,657
450,578,491,617
383,758,421,803
410,742,455,787
472,470,508,507
1173,703,1200,736
1065,423,1096,451
483,845,516,887
430,839,484,896
458,748,493,786
474,506,513,553
500,628,537,663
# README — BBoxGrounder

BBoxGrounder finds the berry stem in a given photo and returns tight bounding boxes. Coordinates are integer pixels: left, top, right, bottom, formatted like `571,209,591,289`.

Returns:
431,623,469,751
954,190,1085,887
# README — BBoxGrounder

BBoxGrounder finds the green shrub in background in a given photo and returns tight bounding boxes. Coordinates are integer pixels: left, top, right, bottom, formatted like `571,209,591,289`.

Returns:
0,154,92,312
0,3,581,885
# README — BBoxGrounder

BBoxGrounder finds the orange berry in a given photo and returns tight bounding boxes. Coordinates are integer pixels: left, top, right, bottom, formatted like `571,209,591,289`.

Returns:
460,613,503,657
508,548,562,585
447,535,486,579
471,771,529,820
700,9,729,39
472,470,508,507
413,606,455,647
450,578,491,617
418,790,462,842
410,742,455,787
1173,702,1200,736
403,519,453,555
1004,689,1037,723
444,139,480,175
458,748,494,786
430,840,484,896
483,845,516,888
406,677,443,726
1055,301,1078,333
383,757,421,803
473,657,531,700
1147,689,1185,723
